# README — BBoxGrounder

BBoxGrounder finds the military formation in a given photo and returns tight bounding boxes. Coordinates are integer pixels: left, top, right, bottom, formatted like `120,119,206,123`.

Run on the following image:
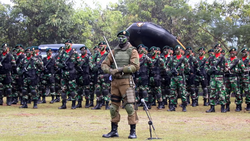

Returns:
0,32,250,116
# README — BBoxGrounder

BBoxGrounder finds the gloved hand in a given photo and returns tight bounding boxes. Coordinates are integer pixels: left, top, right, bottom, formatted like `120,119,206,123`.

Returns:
110,67,123,76
171,69,178,76
196,70,202,76
211,66,216,73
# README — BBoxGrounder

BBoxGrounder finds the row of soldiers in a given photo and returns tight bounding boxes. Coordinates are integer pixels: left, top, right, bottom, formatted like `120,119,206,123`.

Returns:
135,43,250,113
1,41,250,113
0,40,112,110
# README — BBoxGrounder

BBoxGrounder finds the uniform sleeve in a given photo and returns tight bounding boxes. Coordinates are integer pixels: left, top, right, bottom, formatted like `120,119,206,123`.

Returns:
184,58,190,74
123,49,140,73
101,50,114,74
11,55,16,67
88,56,94,70
238,60,245,73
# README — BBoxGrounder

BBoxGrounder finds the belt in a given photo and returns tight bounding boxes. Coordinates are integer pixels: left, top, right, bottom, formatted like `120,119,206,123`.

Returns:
113,74,131,79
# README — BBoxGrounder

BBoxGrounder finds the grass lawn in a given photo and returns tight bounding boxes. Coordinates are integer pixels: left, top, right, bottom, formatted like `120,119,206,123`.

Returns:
0,97,250,141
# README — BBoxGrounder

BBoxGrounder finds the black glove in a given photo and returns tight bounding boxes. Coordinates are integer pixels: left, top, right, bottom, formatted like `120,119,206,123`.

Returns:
171,69,178,76
211,66,216,73
196,70,202,76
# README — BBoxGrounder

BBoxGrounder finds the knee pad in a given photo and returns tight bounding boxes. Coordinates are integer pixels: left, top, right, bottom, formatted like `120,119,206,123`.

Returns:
71,92,77,99
142,91,148,99
102,89,109,96
22,89,28,96
85,90,90,96
125,104,135,116
31,90,37,96
5,89,12,95
110,103,118,119
50,86,55,93
95,89,101,97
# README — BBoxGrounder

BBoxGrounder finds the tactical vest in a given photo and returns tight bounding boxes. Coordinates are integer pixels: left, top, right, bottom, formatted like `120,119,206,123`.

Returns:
43,58,55,74
81,56,90,75
0,53,12,74
112,46,135,69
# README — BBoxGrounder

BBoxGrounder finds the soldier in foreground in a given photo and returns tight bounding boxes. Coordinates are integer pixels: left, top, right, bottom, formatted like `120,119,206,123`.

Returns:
102,30,139,139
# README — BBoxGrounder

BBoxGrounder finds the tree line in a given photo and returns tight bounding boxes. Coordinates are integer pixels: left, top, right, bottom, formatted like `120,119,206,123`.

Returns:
0,0,249,52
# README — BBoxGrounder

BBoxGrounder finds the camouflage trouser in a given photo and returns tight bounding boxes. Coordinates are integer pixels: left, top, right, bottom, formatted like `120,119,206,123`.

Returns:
195,75,208,99
239,75,250,104
186,74,196,100
225,76,242,105
90,74,98,101
61,72,77,101
22,77,39,100
135,76,149,102
41,73,56,96
76,75,91,100
169,75,187,105
161,75,171,100
210,75,226,105
0,73,12,98
149,76,162,102
95,74,110,102
54,73,61,97
12,74,22,97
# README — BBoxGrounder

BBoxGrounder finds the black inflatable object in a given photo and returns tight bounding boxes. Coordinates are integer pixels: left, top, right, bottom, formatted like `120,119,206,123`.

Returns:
126,22,179,50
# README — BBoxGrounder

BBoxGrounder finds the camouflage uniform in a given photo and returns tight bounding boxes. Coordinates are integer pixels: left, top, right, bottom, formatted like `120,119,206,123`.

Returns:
225,47,245,112
161,46,173,108
18,47,43,108
148,47,167,109
195,47,209,106
12,44,25,104
92,42,110,110
239,48,250,111
76,46,93,108
135,44,150,108
168,45,190,112
41,48,56,104
56,40,81,109
0,43,16,106
205,44,229,113
185,47,199,106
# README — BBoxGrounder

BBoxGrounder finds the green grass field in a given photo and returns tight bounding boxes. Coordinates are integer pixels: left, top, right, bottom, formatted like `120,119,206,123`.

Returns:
0,97,250,141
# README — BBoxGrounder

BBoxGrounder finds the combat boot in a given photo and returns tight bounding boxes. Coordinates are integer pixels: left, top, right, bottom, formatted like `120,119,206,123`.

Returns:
128,124,137,139
246,104,250,111
67,96,72,101
100,99,104,107
0,98,3,105
76,99,82,108
41,96,46,103
191,99,196,107
7,97,12,106
19,99,28,108
167,104,175,111
187,95,190,105
92,100,101,110
147,102,151,109
226,103,230,112
33,100,38,109
182,103,187,112
235,104,241,112
12,97,18,104
203,99,209,106
105,101,110,110
85,99,90,108
71,100,77,109
54,95,60,102
221,105,227,113
195,99,199,106
19,96,23,105
102,122,119,138
206,105,215,113
58,100,67,109
89,99,94,107
50,95,55,104
157,101,164,109
152,100,156,106
37,97,42,104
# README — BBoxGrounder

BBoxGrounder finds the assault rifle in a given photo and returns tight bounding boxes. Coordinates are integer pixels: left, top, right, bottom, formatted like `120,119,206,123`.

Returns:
171,57,184,76
228,59,239,74
211,55,224,73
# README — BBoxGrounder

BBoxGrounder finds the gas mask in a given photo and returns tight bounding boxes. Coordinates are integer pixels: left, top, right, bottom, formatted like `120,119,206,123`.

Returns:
138,48,144,54
2,46,7,52
65,44,71,50
199,51,204,56
118,35,128,45
215,48,220,53
230,52,236,57
81,49,86,55
163,50,168,55
241,52,248,57
47,52,52,56
175,50,181,55
26,52,31,57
